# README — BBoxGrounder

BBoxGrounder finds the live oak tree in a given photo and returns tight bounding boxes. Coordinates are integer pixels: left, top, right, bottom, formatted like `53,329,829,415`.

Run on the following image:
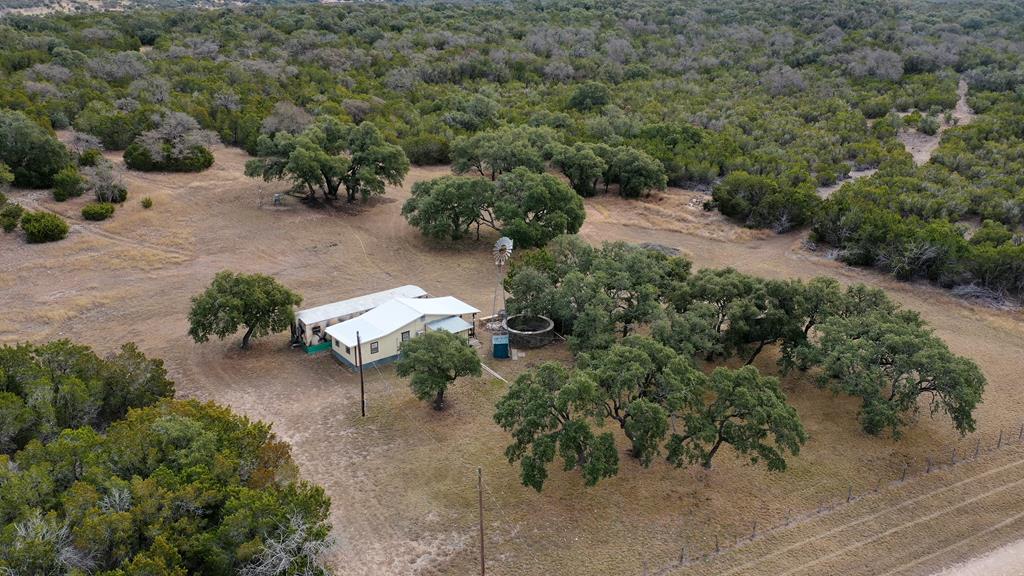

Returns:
666,365,807,471
589,241,683,337
395,331,482,410
577,337,680,466
494,353,807,490
342,120,411,202
402,169,585,247
246,117,409,203
493,168,585,249
499,240,984,457
608,146,667,198
810,309,985,437
401,176,497,240
494,362,619,491
188,271,303,349
549,142,606,197
450,126,552,181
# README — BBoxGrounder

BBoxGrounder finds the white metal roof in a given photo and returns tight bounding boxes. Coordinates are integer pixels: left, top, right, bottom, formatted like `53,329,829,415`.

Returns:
325,296,479,347
296,285,426,326
426,316,474,334
395,296,479,317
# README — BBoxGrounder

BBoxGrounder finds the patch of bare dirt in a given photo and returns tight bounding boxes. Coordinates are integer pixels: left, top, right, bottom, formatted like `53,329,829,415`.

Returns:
932,538,1024,576
816,169,877,199
898,79,976,166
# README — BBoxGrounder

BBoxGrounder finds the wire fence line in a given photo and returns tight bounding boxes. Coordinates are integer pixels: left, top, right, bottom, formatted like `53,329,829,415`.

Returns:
646,423,1024,576
350,365,1024,575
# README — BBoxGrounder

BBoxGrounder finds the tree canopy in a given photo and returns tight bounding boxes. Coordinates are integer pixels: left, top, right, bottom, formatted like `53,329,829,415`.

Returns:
246,117,409,203
395,330,482,410
494,362,619,491
0,399,332,576
0,340,174,454
0,110,70,188
402,168,585,248
4,0,1017,296
0,340,331,576
401,176,496,241
808,309,986,437
493,168,585,248
188,271,303,349
494,237,986,491
495,350,807,491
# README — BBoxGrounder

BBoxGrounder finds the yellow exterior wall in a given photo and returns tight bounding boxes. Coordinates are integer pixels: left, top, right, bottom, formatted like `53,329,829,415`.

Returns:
330,313,475,367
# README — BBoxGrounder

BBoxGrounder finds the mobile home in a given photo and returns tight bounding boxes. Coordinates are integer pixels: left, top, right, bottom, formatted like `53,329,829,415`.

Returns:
293,285,427,353
325,296,479,369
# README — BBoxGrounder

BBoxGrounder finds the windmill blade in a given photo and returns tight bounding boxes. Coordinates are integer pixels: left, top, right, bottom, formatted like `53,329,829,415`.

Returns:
493,237,514,265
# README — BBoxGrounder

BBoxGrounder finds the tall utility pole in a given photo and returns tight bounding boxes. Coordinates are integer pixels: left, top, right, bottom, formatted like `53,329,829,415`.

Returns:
356,331,365,417
478,467,485,576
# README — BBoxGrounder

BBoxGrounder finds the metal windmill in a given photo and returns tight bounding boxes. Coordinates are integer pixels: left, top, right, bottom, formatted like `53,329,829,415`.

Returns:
492,236,514,317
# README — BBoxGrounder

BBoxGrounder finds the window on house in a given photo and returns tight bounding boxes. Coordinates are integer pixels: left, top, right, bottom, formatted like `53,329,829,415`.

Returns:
345,345,350,354
370,341,379,354
401,331,411,342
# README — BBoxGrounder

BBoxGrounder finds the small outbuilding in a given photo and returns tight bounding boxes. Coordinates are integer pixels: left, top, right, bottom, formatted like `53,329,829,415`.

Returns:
293,285,428,353
325,296,480,370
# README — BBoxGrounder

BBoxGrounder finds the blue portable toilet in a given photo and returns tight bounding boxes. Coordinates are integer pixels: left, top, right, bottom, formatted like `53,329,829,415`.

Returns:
492,334,510,359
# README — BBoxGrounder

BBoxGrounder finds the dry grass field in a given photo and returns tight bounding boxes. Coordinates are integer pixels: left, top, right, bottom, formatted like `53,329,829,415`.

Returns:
2,141,1023,575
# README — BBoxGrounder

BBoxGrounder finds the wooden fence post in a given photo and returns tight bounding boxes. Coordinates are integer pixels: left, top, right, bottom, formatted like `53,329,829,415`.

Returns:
951,447,956,465
975,439,981,459
901,463,908,482
926,457,932,473
847,485,853,502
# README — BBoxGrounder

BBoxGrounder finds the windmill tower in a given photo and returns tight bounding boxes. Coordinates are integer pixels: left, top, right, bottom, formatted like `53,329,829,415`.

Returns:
492,236,514,317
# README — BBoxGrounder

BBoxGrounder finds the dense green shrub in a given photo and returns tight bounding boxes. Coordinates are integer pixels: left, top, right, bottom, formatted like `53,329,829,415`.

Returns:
141,196,153,208
77,148,102,167
0,203,23,233
51,165,85,201
81,201,115,221
124,142,214,172
0,340,174,453
72,100,150,150
0,110,70,188
20,210,68,243
568,81,611,111
402,134,451,165
714,171,820,232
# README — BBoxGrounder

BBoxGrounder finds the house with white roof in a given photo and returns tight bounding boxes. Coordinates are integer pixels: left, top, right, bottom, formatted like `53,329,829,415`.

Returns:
325,296,480,369
294,285,428,353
